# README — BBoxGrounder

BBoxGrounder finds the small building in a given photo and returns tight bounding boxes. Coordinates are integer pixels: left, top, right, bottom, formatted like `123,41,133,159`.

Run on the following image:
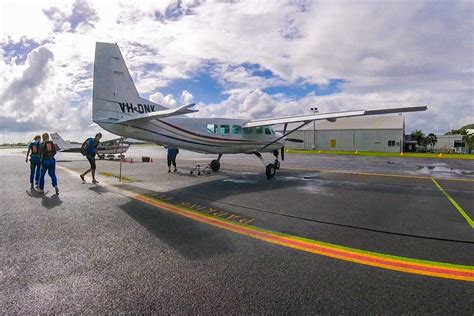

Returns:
283,115,405,152
433,135,465,153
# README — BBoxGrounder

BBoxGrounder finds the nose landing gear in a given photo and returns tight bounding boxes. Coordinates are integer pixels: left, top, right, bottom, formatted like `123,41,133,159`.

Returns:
265,163,276,178
254,151,281,179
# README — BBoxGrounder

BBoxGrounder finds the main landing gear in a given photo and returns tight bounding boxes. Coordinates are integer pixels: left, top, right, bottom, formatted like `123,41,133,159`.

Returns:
254,150,282,179
210,154,222,172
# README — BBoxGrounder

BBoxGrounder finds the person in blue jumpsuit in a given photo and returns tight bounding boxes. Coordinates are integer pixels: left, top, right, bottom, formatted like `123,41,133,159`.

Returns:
167,146,179,173
25,135,42,189
80,133,102,184
38,132,59,195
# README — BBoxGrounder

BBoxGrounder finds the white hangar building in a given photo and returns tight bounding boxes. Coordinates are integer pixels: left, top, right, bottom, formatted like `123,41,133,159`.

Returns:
284,115,405,153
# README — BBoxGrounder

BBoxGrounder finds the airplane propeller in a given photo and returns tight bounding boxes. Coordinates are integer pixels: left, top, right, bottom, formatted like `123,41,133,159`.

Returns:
286,138,304,143
281,146,285,161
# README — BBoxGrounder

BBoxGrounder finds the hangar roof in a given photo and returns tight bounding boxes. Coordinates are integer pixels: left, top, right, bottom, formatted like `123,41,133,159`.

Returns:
303,114,404,130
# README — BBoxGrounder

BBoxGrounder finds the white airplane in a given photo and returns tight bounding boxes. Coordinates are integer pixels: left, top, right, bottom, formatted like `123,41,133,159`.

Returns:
92,42,427,178
50,132,130,159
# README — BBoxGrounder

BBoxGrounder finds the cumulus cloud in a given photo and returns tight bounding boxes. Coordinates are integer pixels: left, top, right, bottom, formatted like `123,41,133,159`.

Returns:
180,90,194,105
0,37,43,65
149,91,178,108
43,0,99,33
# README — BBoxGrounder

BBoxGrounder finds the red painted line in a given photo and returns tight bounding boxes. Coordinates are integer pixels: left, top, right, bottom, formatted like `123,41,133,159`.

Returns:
134,195,473,281
199,214,473,279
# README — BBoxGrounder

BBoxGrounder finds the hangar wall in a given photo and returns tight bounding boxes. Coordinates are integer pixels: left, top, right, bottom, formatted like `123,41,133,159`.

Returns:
283,115,405,153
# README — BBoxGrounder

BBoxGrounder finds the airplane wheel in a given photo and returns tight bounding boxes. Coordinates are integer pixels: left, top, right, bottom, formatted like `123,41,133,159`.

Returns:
210,159,220,172
266,163,276,179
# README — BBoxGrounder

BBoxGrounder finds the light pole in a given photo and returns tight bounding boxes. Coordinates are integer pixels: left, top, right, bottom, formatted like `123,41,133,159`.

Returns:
310,107,318,150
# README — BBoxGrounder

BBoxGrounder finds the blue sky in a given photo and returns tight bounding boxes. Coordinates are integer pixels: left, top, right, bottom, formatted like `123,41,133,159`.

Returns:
0,0,473,141
155,61,345,104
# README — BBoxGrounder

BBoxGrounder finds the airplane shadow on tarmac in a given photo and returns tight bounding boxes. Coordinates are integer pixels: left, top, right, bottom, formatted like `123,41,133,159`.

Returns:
119,200,237,260
26,189,63,209
115,171,304,259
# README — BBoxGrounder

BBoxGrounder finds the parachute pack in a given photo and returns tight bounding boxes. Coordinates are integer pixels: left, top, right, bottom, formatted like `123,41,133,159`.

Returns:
43,141,57,158
30,142,39,155
81,138,92,156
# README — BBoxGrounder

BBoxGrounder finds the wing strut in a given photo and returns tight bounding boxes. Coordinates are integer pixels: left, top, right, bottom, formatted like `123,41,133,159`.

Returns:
261,122,309,150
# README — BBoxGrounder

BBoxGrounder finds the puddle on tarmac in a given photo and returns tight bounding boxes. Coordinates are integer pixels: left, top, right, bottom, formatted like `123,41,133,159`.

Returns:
416,165,474,176
222,179,258,184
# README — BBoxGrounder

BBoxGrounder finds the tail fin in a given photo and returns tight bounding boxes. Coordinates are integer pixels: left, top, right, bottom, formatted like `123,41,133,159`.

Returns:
50,133,72,150
92,42,167,123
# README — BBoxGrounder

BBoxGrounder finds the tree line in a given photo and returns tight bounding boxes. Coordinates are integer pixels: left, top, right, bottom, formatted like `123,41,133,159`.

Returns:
410,129,473,153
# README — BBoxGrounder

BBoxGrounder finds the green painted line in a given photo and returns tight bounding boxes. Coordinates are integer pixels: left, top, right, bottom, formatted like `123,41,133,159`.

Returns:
432,178,474,229
142,193,474,271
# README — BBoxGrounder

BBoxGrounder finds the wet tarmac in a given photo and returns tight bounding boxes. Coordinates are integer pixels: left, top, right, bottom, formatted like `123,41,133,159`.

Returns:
2,146,473,313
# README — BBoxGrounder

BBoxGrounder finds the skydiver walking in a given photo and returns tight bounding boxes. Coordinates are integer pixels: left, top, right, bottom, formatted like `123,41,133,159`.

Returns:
167,146,179,173
80,133,102,184
25,135,42,189
38,133,59,195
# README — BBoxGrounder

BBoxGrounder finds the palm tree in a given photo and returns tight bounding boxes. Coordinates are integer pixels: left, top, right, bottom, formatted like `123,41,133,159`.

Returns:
427,133,438,151
410,130,425,146
462,133,473,154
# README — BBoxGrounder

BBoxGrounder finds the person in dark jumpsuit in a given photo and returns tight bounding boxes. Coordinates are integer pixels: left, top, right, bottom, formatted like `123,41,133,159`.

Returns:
167,146,179,173
80,133,102,184
25,135,42,189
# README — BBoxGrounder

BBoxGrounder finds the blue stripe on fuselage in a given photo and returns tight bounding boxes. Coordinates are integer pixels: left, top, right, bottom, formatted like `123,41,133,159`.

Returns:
128,124,222,147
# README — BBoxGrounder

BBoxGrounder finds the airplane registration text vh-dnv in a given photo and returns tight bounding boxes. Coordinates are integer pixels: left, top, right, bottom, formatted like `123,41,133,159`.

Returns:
92,42,427,178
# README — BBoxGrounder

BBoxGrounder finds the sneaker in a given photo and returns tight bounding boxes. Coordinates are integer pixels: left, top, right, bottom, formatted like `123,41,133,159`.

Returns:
30,183,34,189
37,189,44,194
92,179,99,184
168,170,171,173
80,174,85,182
55,187,59,195
173,169,177,173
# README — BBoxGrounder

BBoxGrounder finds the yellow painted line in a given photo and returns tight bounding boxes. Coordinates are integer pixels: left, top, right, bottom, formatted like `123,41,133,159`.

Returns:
57,165,474,281
432,178,474,229
227,162,474,183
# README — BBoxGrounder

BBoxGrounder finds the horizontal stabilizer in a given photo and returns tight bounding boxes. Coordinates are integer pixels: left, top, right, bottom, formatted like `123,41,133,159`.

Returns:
114,103,197,124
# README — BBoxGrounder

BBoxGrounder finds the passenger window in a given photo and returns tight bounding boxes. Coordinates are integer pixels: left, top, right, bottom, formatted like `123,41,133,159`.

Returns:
232,125,242,134
256,127,263,135
265,127,272,135
207,124,216,133
243,127,253,134
219,125,230,134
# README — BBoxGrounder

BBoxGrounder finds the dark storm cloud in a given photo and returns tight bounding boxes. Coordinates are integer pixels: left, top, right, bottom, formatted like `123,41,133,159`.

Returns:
43,0,99,32
0,47,54,115
0,116,42,132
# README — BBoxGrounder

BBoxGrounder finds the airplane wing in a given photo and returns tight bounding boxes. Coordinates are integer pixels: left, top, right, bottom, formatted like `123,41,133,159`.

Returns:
96,103,198,124
243,106,427,128
98,137,130,154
